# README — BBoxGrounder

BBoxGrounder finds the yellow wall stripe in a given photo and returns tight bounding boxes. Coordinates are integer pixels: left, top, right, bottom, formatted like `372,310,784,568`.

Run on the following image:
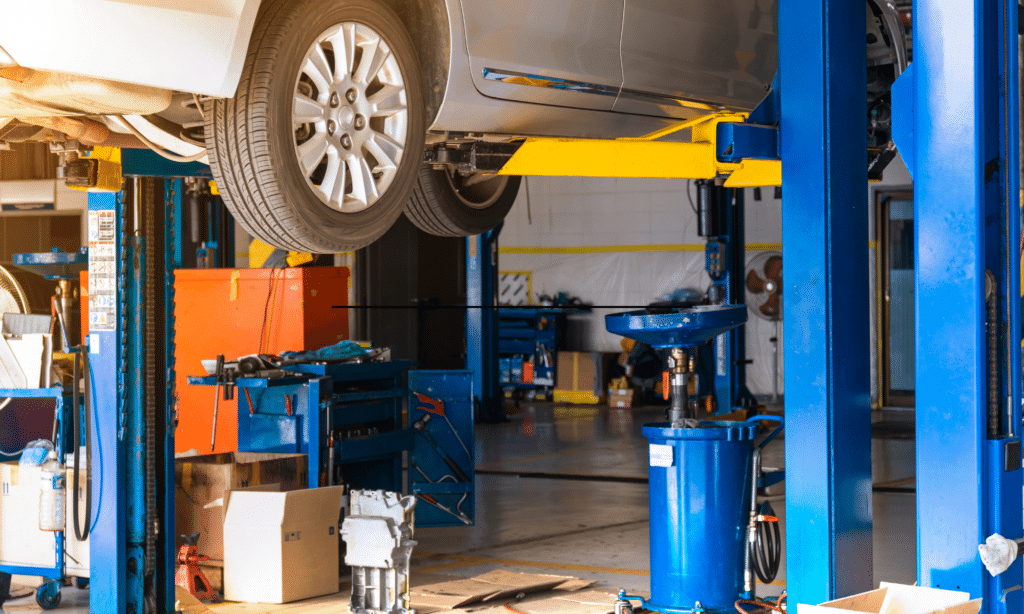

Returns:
499,243,783,255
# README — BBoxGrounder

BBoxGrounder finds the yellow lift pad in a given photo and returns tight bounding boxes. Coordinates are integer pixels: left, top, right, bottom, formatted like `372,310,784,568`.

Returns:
497,112,781,187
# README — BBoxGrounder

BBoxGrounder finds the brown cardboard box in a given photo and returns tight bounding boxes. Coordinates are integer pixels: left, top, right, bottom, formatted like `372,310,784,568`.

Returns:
174,452,307,563
554,352,604,404
409,570,590,610
607,387,636,408
223,486,345,603
797,583,980,614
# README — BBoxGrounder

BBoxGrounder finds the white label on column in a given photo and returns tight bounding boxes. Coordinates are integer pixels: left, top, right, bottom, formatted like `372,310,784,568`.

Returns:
649,444,674,468
89,334,100,354
87,209,117,332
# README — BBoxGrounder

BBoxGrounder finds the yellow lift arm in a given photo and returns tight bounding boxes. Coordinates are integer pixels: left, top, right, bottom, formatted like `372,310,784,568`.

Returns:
497,112,781,187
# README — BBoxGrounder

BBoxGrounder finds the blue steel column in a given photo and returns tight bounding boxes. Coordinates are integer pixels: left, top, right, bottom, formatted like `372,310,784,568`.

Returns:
711,187,756,412
779,0,873,604
162,179,182,613
125,179,146,614
913,0,1022,609
87,191,129,613
466,230,501,422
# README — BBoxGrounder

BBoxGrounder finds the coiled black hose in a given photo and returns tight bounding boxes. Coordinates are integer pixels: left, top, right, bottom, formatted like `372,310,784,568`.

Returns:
72,347,91,542
750,500,781,584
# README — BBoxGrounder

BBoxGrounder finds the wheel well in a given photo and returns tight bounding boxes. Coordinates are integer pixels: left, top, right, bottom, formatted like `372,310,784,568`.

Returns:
372,0,451,127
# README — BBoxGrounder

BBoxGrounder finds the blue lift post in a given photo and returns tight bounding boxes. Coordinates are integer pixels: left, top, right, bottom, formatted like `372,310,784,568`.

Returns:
902,0,1023,609
87,160,197,613
86,190,130,614
466,229,503,422
779,0,873,604
701,184,758,413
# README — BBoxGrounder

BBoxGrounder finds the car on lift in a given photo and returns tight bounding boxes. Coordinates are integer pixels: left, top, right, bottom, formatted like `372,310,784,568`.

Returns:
0,0,905,253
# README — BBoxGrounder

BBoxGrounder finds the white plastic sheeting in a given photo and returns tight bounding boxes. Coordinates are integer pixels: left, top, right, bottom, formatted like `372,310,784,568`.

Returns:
500,249,784,397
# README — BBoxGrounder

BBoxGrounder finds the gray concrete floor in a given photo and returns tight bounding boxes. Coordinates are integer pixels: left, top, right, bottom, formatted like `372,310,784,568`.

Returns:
2,401,917,611
412,401,918,597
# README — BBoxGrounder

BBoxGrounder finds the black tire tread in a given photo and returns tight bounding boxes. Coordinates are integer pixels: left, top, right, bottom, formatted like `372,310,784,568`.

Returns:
405,167,456,237
205,0,421,253
405,166,521,237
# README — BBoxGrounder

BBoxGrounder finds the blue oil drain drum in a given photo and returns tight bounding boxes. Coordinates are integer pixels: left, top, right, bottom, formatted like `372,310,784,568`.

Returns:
619,417,782,614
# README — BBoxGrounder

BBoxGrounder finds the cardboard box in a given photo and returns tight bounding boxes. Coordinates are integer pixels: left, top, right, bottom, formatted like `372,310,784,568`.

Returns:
409,570,590,610
797,583,981,614
607,387,636,408
554,352,604,404
175,452,307,563
223,485,345,604
0,462,89,577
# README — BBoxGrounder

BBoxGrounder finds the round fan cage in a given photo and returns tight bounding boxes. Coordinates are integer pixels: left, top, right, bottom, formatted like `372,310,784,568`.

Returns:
0,265,29,320
745,251,782,322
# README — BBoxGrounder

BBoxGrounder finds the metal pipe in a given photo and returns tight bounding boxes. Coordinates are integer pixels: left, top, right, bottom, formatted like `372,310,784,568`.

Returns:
18,115,110,146
667,348,689,427
696,180,719,237
55,279,74,351
744,448,761,595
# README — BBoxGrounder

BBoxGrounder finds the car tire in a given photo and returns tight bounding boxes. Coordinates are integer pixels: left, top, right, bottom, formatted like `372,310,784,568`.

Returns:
405,166,521,237
205,0,425,253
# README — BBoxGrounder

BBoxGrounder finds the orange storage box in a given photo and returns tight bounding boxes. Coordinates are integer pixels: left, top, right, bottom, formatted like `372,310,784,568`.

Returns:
173,267,349,454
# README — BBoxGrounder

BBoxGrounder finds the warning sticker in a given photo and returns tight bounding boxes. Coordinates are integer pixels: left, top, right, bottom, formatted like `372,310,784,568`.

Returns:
88,210,116,331
649,444,674,468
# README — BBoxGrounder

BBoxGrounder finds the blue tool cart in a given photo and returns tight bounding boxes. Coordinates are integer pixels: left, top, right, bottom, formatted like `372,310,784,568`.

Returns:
189,362,476,527
498,308,565,398
191,360,416,491
408,370,475,527
0,386,82,610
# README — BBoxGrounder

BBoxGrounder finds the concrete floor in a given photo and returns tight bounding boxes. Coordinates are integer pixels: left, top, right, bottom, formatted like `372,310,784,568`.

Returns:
412,401,917,598
2,401,917,612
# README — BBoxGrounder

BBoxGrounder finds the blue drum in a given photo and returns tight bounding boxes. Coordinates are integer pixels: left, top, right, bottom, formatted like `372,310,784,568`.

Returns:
641,420,758,613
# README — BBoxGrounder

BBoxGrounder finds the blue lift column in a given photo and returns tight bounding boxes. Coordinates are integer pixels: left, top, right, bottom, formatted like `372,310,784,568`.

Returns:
86,190,130,613
779,0,873,604
903,0,1023,610
700,183,758,413
466,228,502,422
87,158,195,613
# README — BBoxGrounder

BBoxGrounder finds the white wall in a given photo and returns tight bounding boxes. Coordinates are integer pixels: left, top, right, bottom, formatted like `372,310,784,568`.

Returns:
498,176,783,396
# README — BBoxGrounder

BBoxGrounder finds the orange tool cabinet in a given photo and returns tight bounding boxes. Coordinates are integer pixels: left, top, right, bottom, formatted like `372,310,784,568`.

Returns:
172,267,350,454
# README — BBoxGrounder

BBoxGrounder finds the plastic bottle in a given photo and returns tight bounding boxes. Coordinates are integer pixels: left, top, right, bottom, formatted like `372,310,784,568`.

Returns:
39,451,66,532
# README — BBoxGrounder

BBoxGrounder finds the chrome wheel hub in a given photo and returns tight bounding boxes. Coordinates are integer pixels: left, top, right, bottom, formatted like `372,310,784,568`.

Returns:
292,22,409,213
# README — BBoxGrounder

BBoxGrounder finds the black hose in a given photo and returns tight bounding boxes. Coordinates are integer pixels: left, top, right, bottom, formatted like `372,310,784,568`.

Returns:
72,347,91,542
750,500,781,584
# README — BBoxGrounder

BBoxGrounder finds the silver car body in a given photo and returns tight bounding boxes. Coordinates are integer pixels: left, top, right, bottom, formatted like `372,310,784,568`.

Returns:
436,0,777,138
0,0,778,142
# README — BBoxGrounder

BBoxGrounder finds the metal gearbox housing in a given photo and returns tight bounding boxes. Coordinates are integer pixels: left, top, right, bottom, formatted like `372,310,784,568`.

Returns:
342,490,418,614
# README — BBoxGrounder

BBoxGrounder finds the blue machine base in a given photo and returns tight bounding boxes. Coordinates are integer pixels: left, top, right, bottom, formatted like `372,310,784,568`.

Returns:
620,593,730,614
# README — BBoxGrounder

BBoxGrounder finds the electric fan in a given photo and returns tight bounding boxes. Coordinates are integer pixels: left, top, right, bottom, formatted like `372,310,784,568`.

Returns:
0,265,29,322
744,251,782,401
0,265,30,390
744,252,782,322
